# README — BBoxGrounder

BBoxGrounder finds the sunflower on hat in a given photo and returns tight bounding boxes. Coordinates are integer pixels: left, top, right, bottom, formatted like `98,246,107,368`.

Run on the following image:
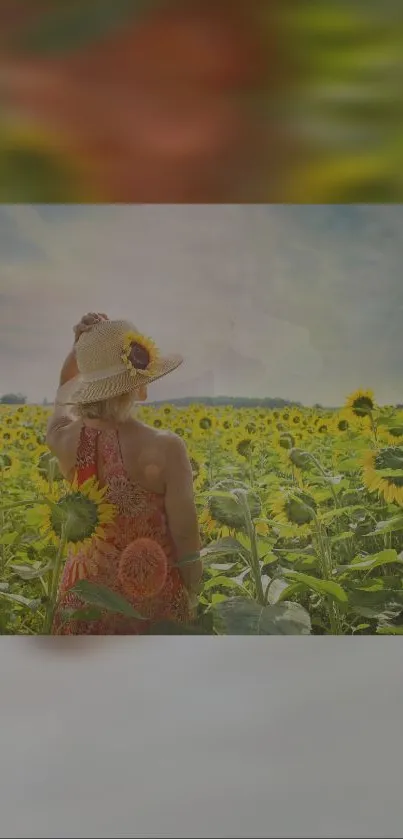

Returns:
121,331,160,379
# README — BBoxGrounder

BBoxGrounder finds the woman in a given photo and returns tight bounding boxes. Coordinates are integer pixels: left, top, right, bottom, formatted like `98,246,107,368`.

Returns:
46,312,202,635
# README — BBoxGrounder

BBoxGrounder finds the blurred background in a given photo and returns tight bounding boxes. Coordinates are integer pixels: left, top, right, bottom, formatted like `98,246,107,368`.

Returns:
0,0,402,203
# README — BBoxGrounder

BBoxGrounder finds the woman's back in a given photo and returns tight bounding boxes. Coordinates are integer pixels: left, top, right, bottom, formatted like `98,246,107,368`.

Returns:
51,420,197,635
55,416,168,493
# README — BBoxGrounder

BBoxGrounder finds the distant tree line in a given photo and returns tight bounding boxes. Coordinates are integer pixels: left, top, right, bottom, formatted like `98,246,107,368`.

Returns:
0,393,27,405
150,396,304,409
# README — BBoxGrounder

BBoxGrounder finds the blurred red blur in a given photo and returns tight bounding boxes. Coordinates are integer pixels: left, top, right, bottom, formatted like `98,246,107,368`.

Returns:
0,0,401,202
0,0,287,202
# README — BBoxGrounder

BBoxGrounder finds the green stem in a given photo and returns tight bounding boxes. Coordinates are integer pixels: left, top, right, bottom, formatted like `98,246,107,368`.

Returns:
235,490,265,605
43,525,67,634
307,452,339,509
313,516,341,635
369,413,378,444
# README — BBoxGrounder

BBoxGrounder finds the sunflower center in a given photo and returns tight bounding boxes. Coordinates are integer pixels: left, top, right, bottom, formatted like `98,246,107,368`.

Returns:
338,420,349,431
50,492,99,542
352,396,374,416
0,454,12,468
199,416,212,430
129,342,150,370
236,438,252,457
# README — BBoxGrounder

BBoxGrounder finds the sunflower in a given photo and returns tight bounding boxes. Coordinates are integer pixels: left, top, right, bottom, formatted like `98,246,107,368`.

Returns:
200,489,262,536
235,436,255,458
0,451,20,478
40,478,117,553
362,447,403,506
196,414,217,433
221,419,233,431
288,448,312,471
221,433,236,452
121,331,160,378
0,428,18,445
272,489,317,533
333,416,350,434
379,424,403,446
274,432,296,451
345,389,376,419
289,410,302,426
34,473,70,501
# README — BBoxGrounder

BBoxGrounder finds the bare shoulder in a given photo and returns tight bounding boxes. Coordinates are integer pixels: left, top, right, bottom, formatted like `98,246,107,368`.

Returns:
154,427,189,460
130,419,186,452
130,421,190,472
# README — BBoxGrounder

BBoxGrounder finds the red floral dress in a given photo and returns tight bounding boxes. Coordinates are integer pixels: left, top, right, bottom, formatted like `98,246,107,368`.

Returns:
52,425,191,635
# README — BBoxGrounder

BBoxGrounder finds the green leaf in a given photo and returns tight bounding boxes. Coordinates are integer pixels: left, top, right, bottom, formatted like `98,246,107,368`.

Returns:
10,563,52,580
0,531,18,546
25,507,46,527
266,578,291,604
337,549,402,575
210,563,238,572
204,575,245,592
199,538,247,564
212,597,311,635
369,515,403,535
210,593,228,605
0,591,39,609
338,457,362,472
283,570,348,603
377,626,403,635
320,504,368,524
60,607,104,624
70,580,146,619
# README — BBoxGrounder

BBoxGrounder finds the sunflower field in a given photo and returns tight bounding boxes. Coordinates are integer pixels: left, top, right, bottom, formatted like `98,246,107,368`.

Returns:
2,390,403,635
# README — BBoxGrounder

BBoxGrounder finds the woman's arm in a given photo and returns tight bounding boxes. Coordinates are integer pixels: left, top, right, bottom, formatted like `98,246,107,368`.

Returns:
45,345,79,461
59,347,79,387
47,312,108,441
163,434,203,596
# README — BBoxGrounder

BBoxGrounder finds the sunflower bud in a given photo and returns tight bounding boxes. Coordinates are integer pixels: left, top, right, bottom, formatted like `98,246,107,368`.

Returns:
289,448,311,470
278,433,295,450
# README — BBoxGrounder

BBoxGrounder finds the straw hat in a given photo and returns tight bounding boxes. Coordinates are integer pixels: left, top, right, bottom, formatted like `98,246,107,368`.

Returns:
59,319,183,405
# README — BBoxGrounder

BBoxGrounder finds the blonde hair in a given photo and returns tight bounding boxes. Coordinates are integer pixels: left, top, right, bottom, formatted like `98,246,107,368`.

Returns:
74,391,137,422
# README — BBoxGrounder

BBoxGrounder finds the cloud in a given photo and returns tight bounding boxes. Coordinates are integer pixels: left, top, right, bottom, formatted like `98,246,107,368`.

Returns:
0,205,402,405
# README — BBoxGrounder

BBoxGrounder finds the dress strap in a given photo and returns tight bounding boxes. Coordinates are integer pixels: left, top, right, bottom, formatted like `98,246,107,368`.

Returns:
97,428,127,482
75,424,98,485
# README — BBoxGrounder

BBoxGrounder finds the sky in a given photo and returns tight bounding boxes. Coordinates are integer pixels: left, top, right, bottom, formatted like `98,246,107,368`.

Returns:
0,204,402,407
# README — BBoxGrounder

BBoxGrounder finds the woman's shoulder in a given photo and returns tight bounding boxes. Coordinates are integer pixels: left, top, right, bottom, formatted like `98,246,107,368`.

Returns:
127,418,181,446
